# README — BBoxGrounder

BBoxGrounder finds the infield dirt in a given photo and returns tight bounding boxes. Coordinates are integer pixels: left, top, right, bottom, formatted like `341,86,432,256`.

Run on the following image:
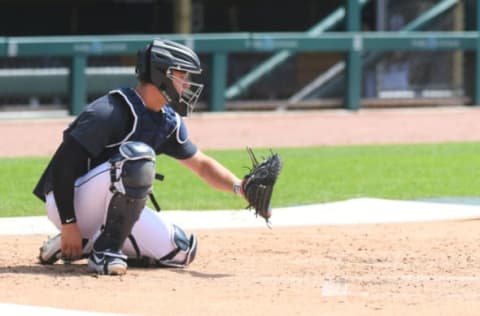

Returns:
1,107,480,315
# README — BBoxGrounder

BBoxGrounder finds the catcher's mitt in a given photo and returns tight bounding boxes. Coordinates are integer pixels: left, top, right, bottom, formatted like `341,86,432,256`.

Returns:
242,148,283,227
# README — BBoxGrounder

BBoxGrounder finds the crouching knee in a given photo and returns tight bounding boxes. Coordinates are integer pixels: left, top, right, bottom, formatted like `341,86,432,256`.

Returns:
157,225,198,268
129,225,198,268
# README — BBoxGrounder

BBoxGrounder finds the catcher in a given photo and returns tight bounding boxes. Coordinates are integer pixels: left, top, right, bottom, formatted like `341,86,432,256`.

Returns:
33,39,282,276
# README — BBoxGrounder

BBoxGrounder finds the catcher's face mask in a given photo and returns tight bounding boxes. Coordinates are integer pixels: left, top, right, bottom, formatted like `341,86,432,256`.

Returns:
167,68,204,116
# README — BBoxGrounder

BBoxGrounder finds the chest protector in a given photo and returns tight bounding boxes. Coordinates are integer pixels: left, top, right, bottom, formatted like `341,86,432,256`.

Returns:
108,87,182,154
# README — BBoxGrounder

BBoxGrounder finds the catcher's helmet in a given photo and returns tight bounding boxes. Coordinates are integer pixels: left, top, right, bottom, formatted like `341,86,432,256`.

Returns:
135,39,204,116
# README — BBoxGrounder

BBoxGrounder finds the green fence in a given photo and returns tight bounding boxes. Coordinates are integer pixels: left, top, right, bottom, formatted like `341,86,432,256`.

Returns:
1,31,480,115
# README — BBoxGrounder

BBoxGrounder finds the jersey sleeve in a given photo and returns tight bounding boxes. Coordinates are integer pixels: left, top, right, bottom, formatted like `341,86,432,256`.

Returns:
162,116,198,159
51,134,91,224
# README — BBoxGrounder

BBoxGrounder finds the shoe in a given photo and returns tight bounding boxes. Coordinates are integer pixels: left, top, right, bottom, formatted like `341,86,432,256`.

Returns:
88,249,128,275
39,234,62,264
39,234,89,264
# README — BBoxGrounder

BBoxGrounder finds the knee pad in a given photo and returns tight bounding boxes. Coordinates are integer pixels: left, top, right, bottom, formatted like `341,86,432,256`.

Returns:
110,141,156,199
156,225,198,268
95,142,156,251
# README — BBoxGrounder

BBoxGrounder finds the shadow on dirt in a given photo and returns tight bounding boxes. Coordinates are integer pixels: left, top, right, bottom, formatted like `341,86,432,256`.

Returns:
0,263,233,279
0,262,88,276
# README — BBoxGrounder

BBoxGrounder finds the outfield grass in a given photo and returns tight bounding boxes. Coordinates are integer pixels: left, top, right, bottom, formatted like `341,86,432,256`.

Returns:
1,142,480,217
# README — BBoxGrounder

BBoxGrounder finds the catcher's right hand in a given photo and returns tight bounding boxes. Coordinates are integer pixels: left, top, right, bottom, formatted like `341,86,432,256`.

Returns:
241,148,283,226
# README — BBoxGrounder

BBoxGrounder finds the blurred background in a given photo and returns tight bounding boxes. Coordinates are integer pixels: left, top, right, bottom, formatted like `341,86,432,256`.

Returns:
0,0,477,115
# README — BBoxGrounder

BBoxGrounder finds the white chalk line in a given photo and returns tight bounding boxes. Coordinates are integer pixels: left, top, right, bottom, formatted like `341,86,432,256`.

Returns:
3,198,480,235
0,303,126,316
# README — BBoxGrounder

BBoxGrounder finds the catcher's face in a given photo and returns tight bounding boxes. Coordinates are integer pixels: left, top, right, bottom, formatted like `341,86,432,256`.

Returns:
168,69,204,116
171,70,190,94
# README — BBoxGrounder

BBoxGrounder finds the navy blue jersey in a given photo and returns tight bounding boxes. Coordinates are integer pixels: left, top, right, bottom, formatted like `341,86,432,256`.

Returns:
69,87,196,165
33,87,197,203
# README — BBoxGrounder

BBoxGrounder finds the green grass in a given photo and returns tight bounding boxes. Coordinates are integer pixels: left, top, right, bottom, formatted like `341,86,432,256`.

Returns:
2,142,480,217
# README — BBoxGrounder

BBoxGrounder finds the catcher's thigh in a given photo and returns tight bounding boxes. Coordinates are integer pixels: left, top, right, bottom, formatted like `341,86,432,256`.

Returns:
46,161,112,238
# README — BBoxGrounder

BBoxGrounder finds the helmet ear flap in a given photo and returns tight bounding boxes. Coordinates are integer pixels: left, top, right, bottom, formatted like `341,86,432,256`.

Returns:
135,44,152,82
